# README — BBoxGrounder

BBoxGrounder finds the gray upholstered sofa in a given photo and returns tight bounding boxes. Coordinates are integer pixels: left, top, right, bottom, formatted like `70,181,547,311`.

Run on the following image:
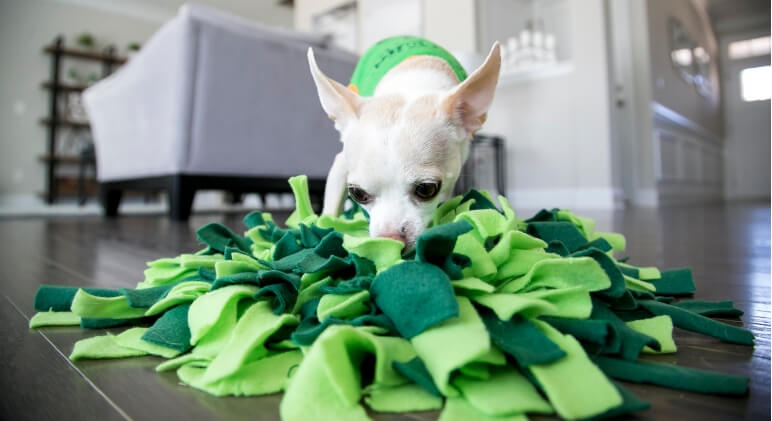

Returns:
83,3,357,219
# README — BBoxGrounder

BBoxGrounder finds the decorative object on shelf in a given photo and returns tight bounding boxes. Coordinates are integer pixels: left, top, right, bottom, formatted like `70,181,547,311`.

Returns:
76,32,96,50
667,17,714,98
64,69,97,124
501,19,558,74
481,0,572,87
65,92,88,123
66,68,99,86
127,42,141,59
692,46,713,97
40,35,126,205
56,126,93,157
667,17,696,84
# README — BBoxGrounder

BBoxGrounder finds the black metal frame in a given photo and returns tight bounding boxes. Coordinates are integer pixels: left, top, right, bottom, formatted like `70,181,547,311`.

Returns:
100,175,326,221
455,134,507,196
45,37,63,205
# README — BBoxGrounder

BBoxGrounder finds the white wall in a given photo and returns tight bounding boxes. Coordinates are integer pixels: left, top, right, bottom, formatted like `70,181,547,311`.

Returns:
295,0,477,54
423,0,476,53
0,0,292,202
483,0,617,210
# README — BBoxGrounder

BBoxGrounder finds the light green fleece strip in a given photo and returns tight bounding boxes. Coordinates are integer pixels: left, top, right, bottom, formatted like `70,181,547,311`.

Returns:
145,281,211,316
70,327,180,360
280,326,415,421
317,290,371,321
453,367,553,416
364,383,443,413
70,289,147,319
439,397,528,421
528,319,623,419
177,349,302,397
411,296,492,396
451,277,496,295
285,175,318,229
140,256,197,289
29,310,81,327
626,315,677,354
188,285,259,359
343,236,404,272
498,257,612,294
472,286,593,321
177,301,300,396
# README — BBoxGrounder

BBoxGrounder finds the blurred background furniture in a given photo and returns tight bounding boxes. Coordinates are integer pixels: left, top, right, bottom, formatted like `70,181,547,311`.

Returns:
456,134,507,198
41,36,125,205
83,4,357,220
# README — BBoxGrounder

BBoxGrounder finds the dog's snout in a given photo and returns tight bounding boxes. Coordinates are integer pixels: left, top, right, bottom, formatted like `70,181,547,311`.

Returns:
375,223,412,248
380,231,407,246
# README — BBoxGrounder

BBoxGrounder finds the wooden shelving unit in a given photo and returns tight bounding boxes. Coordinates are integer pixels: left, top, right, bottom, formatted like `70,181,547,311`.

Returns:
41,81,88,93
41,35,127,204
39,117,90,129
38,154,95,164
43,44,127,64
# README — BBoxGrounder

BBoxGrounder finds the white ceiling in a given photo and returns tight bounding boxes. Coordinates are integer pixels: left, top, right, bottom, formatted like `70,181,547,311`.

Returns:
704,0,770,30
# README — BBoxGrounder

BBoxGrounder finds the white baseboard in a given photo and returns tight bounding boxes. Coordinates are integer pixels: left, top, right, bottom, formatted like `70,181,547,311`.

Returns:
632,189,659,207
506,188,622,210
0,193,44,208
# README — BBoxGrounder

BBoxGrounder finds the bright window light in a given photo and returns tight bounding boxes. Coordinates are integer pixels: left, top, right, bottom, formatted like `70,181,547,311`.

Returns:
671,48,693,66
728,36,770,60
740,65,771,101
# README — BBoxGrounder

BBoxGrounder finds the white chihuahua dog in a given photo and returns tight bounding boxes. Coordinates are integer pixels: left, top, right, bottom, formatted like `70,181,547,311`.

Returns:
308,37,501,251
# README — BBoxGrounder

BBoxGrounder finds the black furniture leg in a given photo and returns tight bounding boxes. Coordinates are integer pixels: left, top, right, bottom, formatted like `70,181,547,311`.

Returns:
77,161,86,206
227,190,243,204
310,192,324,214
168,175,195,221
100,185,122,217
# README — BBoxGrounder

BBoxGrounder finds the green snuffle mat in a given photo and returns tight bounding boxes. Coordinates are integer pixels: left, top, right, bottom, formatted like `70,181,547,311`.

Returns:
30,175,754,420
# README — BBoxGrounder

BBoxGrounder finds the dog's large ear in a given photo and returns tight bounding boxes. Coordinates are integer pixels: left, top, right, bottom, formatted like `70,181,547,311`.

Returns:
308,48,361,132
441,43,501,134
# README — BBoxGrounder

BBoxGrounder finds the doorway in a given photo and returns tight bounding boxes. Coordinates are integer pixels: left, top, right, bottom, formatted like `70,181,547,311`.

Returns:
721,30,771,200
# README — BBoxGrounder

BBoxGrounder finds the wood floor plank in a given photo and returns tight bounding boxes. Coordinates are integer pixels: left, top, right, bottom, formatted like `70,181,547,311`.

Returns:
0,295,126,421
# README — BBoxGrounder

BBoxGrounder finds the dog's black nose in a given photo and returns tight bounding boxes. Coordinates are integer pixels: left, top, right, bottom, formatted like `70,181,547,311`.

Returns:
380,231,406,247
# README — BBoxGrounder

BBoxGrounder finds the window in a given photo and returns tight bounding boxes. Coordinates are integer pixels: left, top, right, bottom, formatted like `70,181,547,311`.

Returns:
740,65,771,102
728,36,771,60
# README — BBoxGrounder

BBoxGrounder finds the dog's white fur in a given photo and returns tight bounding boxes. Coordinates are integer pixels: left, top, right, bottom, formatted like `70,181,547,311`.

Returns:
308,43,501,251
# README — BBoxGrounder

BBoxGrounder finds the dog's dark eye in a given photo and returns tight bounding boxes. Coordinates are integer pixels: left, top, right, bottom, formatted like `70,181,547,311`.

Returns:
414,182,441,201
348,186,372,204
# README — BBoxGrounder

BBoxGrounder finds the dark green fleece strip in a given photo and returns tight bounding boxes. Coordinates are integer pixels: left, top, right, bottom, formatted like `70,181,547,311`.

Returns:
638,299,754,345
593,356,749,395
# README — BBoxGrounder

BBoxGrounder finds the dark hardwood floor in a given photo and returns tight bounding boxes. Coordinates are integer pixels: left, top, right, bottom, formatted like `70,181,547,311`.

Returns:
0,202,769,420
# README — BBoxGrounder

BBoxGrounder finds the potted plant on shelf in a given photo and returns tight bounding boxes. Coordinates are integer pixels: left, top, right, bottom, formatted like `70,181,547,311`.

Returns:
127,42,141,59
76,32,96,51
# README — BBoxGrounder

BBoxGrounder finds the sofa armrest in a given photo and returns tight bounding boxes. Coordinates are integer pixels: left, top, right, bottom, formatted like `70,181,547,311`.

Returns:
84,4,358,182
83,13,198,182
